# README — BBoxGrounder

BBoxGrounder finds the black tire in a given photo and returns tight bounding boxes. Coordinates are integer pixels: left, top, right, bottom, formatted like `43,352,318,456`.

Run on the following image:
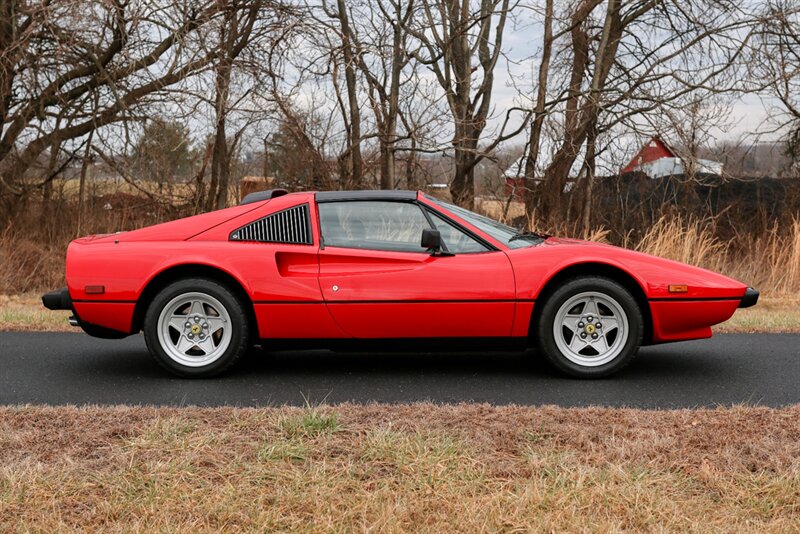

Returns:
143,278,250,378
535,276,643,378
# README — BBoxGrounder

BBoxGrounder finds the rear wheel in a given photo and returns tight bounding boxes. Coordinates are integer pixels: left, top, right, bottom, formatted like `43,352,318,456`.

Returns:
536,276,643,378
143,278,250,377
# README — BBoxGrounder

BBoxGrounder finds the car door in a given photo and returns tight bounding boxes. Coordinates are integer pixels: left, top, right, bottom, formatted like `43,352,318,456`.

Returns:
316,198,516,338
224,197,346,339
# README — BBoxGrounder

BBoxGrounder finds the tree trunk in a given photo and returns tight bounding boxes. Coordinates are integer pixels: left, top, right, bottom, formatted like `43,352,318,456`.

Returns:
193,141,213,214
535,0,620,225
336,0,363,188
405,135,418,190
207,45,232,211
380,4,406,191
212,133,230,209
262,135,270,181
451,132,477,208
40,124,62,229
581,123,597,233
523,0,554,226
379,140,394,189
76,128,95,236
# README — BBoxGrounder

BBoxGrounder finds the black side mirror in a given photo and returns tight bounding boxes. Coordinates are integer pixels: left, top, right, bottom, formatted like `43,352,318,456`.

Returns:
421,229,453,256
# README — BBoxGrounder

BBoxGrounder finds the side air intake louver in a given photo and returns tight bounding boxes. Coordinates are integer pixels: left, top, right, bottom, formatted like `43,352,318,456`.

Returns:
230,204,312,245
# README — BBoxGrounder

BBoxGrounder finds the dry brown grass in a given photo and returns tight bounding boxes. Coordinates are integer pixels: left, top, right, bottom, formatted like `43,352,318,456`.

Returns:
0,404,797,532
0,231,67,295
0,294,73,331
626,216,800,296
627,216,728,274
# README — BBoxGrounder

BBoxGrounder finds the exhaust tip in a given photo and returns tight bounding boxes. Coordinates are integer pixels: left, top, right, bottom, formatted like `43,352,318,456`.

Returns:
42,288,72,310
68,315,79,327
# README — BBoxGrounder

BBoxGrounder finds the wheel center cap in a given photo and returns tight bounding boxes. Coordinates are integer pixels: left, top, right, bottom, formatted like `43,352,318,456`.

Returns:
585,324,596,334
191,324,201,334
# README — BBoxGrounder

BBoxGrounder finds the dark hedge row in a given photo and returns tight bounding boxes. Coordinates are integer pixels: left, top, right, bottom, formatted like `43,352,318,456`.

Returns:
588,173,800,240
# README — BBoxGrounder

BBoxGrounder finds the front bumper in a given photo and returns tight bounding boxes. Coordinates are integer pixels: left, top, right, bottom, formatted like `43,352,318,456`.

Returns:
42,287,72,310
739,287,759,309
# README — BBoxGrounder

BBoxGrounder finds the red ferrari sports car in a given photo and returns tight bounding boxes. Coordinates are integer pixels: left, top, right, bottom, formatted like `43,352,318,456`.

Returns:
43,189,758,378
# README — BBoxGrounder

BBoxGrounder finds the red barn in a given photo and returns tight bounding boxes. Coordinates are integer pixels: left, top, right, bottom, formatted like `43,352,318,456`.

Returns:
621,137,675,174
621,136,722,178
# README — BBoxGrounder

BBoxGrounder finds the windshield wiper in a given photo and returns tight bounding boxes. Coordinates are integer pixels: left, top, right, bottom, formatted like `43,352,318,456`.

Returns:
508,231,550,243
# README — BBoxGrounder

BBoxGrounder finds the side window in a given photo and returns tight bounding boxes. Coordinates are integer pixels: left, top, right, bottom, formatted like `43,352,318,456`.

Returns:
428,212,490,253
319,201,431,253
230,204,312,244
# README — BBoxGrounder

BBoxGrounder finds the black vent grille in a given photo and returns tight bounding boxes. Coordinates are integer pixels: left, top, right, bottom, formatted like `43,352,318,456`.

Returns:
230,204,312,244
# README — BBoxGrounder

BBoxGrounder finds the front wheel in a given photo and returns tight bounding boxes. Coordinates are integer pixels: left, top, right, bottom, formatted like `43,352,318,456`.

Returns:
536,276,643,378
143,278,250,377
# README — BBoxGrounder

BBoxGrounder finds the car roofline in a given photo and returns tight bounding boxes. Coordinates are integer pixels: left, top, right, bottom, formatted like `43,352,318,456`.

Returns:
315,190,419,202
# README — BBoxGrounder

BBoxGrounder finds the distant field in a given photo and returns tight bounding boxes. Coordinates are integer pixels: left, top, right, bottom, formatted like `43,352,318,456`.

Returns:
53,176,194,198
0,294,72,332
43,177,244,203
3,292,798,334
0,404,797,532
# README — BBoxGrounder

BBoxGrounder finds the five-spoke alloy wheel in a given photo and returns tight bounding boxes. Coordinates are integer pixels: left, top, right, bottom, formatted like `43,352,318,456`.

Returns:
144,278,250,377
536,276,643,378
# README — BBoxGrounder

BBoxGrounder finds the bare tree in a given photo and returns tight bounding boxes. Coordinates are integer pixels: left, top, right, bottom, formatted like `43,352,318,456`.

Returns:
330,0,366,187
754,0,800,172
204,0,264,211
0,0,252,214
348,0,417,189
403,0,514,208
263,25,340,190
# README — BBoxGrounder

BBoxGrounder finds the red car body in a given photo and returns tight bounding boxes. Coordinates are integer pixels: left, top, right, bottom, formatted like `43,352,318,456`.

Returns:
48,190,755,348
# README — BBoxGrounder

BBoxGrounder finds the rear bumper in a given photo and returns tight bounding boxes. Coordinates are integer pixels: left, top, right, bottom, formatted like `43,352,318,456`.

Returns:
42,288,130,339
42,288,72,310
739,287,759,309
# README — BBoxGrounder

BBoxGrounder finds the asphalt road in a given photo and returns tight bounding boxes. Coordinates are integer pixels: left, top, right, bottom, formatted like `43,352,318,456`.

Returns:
0,332,797,408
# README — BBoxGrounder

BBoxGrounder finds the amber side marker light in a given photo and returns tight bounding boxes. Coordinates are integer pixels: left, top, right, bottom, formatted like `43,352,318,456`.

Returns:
85,285,105,295
668,284,689,293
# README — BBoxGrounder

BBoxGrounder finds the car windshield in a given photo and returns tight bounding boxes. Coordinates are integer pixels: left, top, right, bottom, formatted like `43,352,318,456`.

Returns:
425,195,545,249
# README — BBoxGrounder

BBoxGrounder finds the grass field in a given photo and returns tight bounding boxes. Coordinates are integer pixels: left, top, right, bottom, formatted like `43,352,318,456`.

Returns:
0,404,797,532
3,293,798,334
